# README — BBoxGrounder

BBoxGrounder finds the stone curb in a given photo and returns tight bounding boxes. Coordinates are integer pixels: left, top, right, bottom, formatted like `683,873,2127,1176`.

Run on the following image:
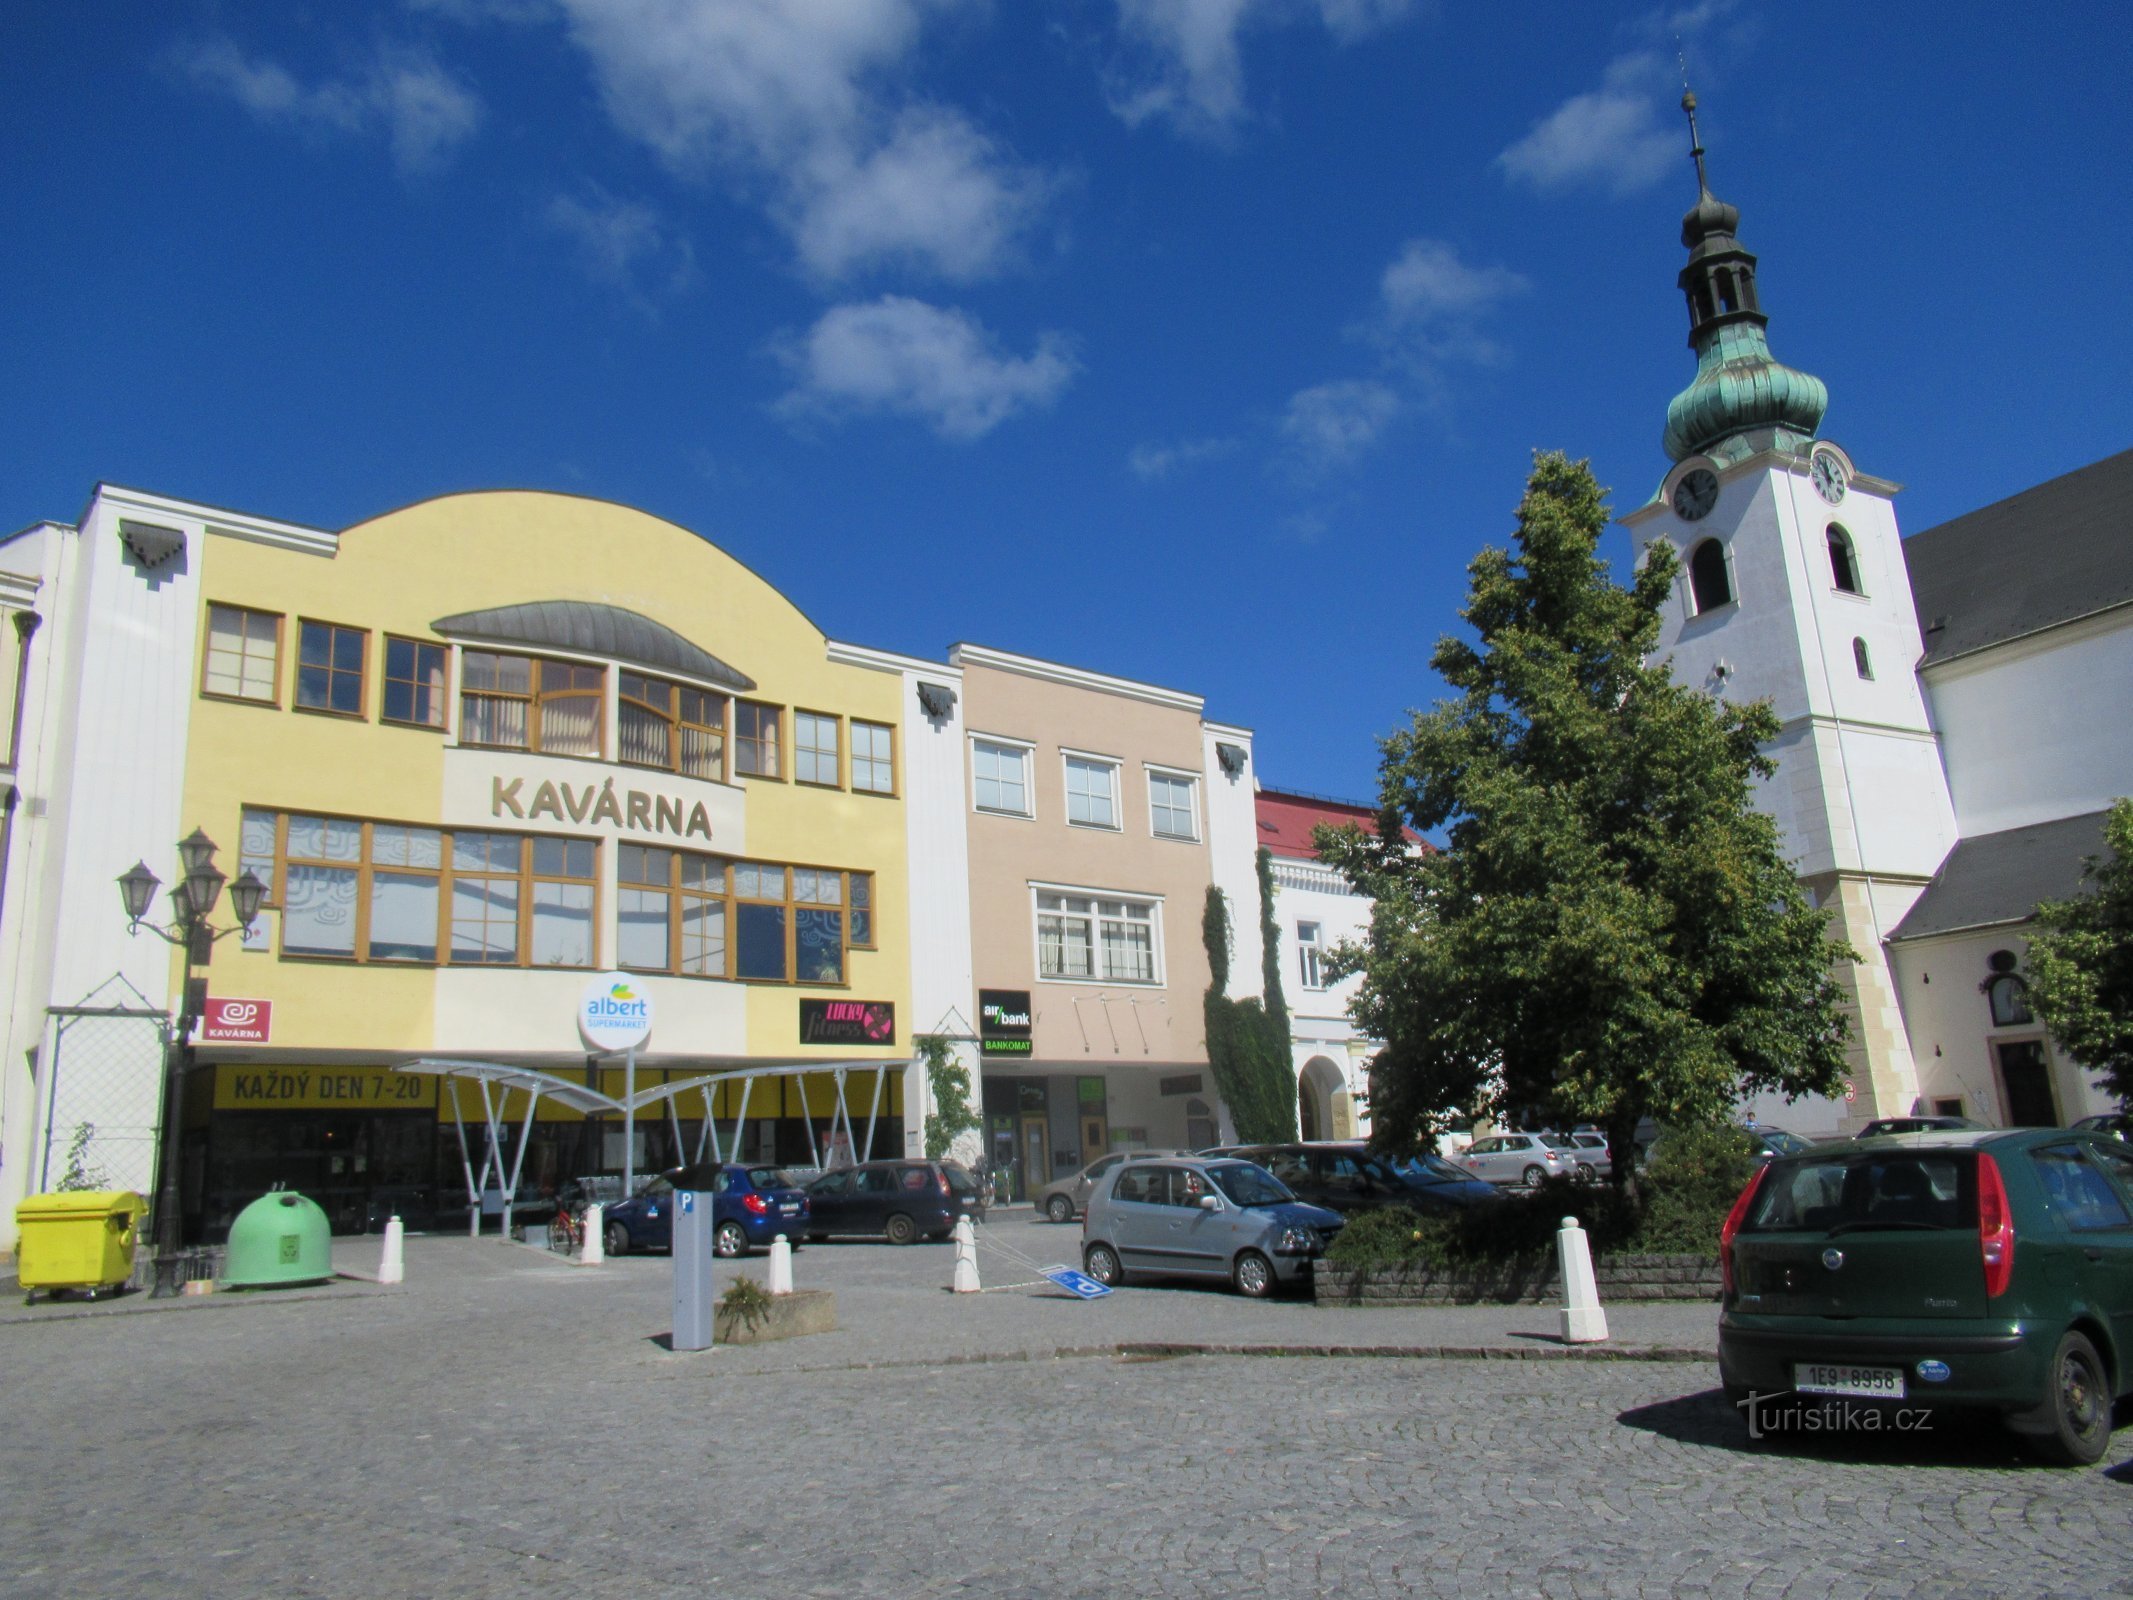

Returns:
0,1280,402,1326
698,1338,1716,1379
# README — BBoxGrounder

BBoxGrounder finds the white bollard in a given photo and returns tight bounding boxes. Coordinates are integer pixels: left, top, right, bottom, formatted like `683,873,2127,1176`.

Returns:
951,1214,980,1293
769,1234,794,1295
378,1214,405,1285
581,1203,604,1265
1557,1215,1609,1344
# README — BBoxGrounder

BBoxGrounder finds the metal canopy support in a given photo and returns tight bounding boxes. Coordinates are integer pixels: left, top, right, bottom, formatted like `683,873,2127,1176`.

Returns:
862,1067,887,1164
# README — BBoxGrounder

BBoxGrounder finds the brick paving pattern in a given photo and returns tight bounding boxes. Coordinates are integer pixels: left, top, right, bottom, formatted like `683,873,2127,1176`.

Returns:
1,1221,2126,1598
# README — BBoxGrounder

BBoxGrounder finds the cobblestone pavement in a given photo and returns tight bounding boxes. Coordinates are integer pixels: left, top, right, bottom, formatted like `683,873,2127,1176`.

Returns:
2,1227,2127,1599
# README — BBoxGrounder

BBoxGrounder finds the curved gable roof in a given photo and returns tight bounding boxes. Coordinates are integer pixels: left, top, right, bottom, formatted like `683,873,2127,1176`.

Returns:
431,601,756,693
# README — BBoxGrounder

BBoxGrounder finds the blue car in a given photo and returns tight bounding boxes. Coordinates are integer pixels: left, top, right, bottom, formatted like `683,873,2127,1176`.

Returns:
599,1164,812,1259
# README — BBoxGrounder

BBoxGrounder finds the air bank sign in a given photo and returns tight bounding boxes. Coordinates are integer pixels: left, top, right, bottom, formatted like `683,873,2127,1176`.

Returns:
579,973,655,1052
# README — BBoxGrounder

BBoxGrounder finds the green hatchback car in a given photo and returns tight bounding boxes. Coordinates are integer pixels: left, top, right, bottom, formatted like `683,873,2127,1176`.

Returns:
1717,1128,2133,1464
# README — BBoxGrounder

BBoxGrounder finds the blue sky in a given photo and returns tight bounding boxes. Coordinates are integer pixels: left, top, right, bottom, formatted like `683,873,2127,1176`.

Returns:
6,2,2129,802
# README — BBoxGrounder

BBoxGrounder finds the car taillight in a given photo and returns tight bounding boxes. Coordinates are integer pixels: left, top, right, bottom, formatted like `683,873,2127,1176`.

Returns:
1977,1153,2015,1298
743,1193,768,1215
1718,1164,1768,1298
937,1172,950,1196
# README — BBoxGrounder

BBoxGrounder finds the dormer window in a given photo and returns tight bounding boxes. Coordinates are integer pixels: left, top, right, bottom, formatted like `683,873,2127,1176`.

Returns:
461,651,604,757
1827,525,1863,594
1688,538,1733,614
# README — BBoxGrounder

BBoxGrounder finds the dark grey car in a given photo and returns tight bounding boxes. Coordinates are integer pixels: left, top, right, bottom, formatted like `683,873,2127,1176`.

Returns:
1081,1157,1343,1298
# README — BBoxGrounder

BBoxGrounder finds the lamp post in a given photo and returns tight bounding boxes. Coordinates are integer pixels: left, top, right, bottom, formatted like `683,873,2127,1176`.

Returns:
118,832,266,1297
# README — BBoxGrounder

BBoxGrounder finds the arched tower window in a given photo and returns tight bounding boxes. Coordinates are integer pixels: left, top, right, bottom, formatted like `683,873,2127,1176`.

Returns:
1828,525,1863,594
1986,972,2033,1028
1852,638,1873,679
1688,538,1733,614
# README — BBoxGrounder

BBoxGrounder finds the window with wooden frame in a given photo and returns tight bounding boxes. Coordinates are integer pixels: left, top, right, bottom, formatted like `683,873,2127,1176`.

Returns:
618,844,729,976
618,673,728,780
794,711,842,787
268,812,596,969
295,620,368,717
623,852,868,982
459,652,605,757
382,637,449,729
851,720,895,795
202,604,282,704
848,871,875,948
735,701,783,778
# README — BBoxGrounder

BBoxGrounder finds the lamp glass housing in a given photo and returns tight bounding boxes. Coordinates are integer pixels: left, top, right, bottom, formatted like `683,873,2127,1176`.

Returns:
118,861,161,925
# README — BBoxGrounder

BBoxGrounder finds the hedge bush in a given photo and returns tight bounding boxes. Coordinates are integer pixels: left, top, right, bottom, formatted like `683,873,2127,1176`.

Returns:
1326,1125,1758,1272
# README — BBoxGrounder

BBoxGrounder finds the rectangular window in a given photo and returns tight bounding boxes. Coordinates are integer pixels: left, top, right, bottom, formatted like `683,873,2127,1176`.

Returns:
382,637,448,729
295,620,368,717
202,604,281,703
793,867,845,984
735,860,788,979
972,739,1030,816
460,652,603,757
1297,922,1324,990
529,837,596,966
1037,890,1158,983
239,807,279,903
619,844,733,977
795,712,841,786
366,824,442,961
735,701,782,778
1148,770,1198,840
450,831,524,965
1064,755,1119,829
851,720,894,794
281,815,362,957
848,872,874,949
620,673,728,780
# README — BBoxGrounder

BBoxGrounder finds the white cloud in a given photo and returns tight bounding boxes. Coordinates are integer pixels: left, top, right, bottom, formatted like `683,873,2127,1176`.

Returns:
1128,435,1238,480
1105,0,1417,136
180,38,482,173
776,297,1077,440
1279,379,1399,473
553,0,1046,282
1496,53,1676,196
544,189,695,300
1370,237,1530,371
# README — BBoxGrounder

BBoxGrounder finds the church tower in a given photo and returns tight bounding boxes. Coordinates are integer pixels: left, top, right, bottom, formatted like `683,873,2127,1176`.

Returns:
1621,94,1958,1130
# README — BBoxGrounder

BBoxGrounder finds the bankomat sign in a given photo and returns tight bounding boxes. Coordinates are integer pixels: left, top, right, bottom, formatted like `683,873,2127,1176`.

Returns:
579,973,654,1051
979,988,1032,1058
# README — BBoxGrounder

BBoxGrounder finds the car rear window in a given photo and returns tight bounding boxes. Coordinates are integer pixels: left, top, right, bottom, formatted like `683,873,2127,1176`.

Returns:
746,1167,799,1190
942,1164,977,1194
1742,1154,1972,1234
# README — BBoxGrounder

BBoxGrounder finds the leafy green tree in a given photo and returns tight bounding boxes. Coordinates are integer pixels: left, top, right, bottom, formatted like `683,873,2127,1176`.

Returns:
1318,452,1853,1192
2024,799,2133,1105
919,1034,980,1160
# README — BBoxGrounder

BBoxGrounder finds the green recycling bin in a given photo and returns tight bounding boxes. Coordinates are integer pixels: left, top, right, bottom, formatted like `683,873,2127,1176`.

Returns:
222,1191,333,1288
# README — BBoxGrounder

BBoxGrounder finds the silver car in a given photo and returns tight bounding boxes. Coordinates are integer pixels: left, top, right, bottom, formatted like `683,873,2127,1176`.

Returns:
1081,1156,1343,1298
1454,1132,1576,1188
1563,1132,1612,1182
1032,1149,1185,1224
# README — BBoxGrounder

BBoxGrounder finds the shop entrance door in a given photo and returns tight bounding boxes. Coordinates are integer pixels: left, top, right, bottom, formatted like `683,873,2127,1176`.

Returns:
1080,1114,1108,1166
1020,1114,1049,1203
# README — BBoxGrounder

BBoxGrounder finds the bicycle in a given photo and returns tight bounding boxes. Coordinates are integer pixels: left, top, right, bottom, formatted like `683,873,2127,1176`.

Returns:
548,1201,585,1255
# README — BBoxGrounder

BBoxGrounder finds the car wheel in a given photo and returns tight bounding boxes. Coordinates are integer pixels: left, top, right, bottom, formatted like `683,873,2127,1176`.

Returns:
1574,1163,1599,1186
1232,1249,1276,1299
1522,1165,1547,1188
884,1213,918,1246
713,1220,748,1259
1045,1195,1075,1225
2026,1330,2112,1466
604,1221,630,1258
1084,1241,1125,1286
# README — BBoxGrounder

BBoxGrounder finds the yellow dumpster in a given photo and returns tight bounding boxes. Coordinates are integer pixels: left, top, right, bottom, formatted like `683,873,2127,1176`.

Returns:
14,1191,144,1304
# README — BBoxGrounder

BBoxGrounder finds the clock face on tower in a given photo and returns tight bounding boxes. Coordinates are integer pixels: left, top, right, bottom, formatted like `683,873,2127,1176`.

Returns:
1810,447,1850,505
1672,468,1719,521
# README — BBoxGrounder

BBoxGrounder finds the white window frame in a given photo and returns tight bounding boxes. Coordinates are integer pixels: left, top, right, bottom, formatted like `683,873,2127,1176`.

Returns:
970,734,1035,818
1144,764,1200,842
1061,749,1121,831
1031,882,1163,986
1297,921,1324,990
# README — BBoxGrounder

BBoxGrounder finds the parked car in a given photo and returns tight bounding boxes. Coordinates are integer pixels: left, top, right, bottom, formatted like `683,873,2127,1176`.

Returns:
805,1159,983,1244
1858,1115,1988,1137
1564,1132,1613,1181
600,1165,811,1259
1208,1142,1501,1216
1718,1127,2133,1464
1081,1156,1343,1298
1454,1132,1577,1188
1033,1150,1186,1224
1642,1124,1813,1170
2072,1112,2133,1142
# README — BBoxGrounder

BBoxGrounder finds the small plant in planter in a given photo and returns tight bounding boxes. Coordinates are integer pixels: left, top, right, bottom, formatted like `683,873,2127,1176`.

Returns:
718,1274,774,1336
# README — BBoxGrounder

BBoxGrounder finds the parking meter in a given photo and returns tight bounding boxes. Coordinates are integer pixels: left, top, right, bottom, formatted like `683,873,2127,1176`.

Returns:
669,1164,717,1351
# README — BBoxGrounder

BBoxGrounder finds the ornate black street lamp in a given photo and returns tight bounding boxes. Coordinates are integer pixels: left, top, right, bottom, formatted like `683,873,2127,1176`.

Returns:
117,833,266,1297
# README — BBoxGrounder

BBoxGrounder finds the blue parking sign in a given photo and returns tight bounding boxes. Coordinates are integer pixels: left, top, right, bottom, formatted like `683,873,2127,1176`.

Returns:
1042,1265,1112,1299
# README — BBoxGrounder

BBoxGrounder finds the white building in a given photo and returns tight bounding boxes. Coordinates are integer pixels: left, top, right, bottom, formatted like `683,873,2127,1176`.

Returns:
1622,101,2128,1133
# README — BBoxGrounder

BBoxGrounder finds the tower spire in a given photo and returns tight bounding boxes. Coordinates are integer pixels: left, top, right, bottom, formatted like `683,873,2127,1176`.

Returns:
1658,89,1829,465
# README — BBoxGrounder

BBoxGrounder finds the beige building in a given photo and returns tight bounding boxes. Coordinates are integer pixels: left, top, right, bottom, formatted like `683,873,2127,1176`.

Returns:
949,645,1259,1198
